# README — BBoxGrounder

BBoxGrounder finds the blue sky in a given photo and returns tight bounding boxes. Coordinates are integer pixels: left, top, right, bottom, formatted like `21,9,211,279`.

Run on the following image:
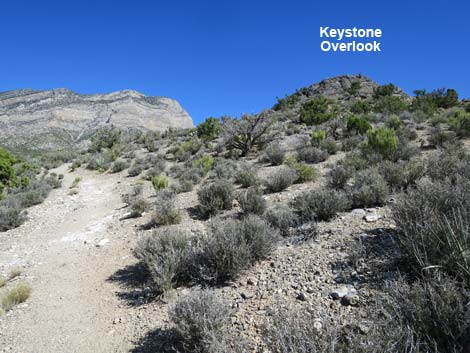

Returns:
1,0,469,124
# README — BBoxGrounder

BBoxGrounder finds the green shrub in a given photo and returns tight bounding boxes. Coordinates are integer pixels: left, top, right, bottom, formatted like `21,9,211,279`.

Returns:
128,162,144,177
428,127,458,147
89,126,122,152
237,187,266,215
170,289,232,353
264,167,297,193
197,117,222,142
264,204,298,236
135,229,192,292
142,130,161,152
374,84,398,98
0,204,26,231
291,189,351,222
110,158,129,173
449,110,470,137
377,159,425,190
191,155,214,175
348,168,389,207
197,180,234,216
350,100,371,114
319,137,339,155
264,144,285,166
365,127,398,157
1,284,31,312
151,175,169,191
284,157,318,183
374,96,407,115
300,96,335,125
311,130,327,145
346,115,372,134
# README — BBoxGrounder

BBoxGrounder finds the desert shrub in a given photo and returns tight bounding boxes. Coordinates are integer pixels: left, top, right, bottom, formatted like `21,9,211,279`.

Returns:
284,157,318,183
0,148,17,195
385,115,403,130
9,180,52,208
86,152,110,171
89,126,122,152
273,92,301,111
264,204,299,236
197,180,234,216
135,229,192,292
377,159,425,190
319,137,339,155
234,164,258,188
291,189,351,222
197,117,222,142
211,159,238,179
350,100,371,114
300,96,335,125
374,95,407,115
170,289,232,353
263,167,297,193
194,216,279,284
326,165,353,190
237,187,266,215
346,115,372,134
425,147,470,182
151,175,169,191
128,162,144,177
348,168,389,207
341,135,362,152
428,127,458,148
110,158,129,173
1,283,31,312
392,178,470,283
192,155,214,175
222,111,274,156
449,110,470,137
365,127,398,157
171,180,194,194
0,203,26,231
264,144,285,166
151,190,181,226
296,146,328,164
129,198,149,217
311,130,327,146
43,173,62,189
141,130,161,152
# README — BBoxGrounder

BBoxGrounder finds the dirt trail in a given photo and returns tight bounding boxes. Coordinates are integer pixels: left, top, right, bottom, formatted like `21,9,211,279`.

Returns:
0,166,142,353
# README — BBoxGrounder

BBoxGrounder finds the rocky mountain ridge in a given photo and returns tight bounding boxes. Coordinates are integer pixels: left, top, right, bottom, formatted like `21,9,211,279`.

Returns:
0,88,193,150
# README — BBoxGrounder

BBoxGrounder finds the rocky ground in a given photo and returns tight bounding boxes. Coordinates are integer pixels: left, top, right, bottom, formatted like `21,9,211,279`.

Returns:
0,155,399,353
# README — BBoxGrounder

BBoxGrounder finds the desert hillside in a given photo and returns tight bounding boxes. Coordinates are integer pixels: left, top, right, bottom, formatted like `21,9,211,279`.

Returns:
0,75,469,353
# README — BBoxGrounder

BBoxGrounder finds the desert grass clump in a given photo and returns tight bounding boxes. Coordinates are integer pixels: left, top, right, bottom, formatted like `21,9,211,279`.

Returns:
110,158,129,173
264,204,299,236
365,127,398,158
194,216,279,284
70,177,81,189
377,159,425,191
296,146,328,164
191,154,214,175
197,180,234,217
135,229,192,292
151,175,169,191
151,190,181,226
291,189,351,222
1,284,31,312
326,165,353,190
263,166,297,193
236,187,266,216
348,168,389,208
128,162,144,177
169,289,232,353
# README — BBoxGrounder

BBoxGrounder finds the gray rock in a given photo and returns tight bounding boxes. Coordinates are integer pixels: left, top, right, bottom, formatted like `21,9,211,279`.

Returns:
364,214,381,222
341,293,359,306
296,292,308,301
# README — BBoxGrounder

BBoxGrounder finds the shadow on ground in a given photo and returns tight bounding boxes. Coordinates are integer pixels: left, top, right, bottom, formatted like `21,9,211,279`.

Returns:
130,328,182,353
107,262,153,306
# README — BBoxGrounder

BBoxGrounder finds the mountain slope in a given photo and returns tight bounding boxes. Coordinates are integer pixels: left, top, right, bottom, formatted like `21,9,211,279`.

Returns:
0,89,193,150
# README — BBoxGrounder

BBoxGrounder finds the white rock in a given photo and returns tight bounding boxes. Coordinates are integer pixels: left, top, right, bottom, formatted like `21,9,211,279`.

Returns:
96,238,110,247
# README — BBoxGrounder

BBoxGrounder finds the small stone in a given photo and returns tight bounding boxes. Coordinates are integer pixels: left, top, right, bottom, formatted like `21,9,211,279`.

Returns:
351,208,367,217
341,293,359,306
296,292,308,301
240,291,254,300
96,238,110,247
330,286,349,299
364,214,380,223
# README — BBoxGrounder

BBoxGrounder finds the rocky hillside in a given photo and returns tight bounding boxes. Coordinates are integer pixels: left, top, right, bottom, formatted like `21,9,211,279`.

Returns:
0,88,193,151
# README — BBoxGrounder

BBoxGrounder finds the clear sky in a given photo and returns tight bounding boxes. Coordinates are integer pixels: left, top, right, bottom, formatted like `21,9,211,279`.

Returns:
1,0,469,124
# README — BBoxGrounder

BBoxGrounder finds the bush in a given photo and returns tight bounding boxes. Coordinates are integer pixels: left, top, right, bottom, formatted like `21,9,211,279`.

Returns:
291,189,351,222
296,147,328,164
135,229,192,292
263,167,297,193
110,158,129,173
1,284,31,312
195,216,279,284
234,164,258,188
197,117,222,142
192,155,214,175
170,289,232,353
377,159,425,190
311,130,327,145
237,187,266,215
171,180,194,194
348,168,389,207
128,162,144,177
350,100,371,114
428,127,458,147
374,96,407,115
264,204,298,236
346,115,372,134
392,178,470,283
130,198,150,217
326,165,353,190
197,180,234,216
151,175,169,191
300,96,335,125
449,110,470,137
0,204,26,231
319,137,339,155
151,190,182,226
284,157,318,183
264,144,285,166
365,127,398,157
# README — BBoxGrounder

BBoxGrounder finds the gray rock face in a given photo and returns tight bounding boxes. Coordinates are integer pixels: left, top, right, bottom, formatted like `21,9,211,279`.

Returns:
0,88,193,150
